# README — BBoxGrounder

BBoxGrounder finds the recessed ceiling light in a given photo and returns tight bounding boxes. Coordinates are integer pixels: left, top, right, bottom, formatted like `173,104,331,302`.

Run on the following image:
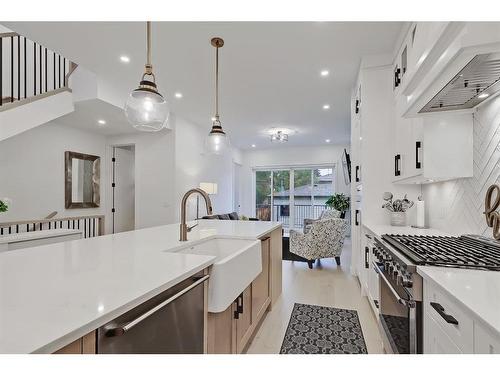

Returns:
251,144,256,148
323,104,330,110
119,55,130,63
97,119,106,125
174,92,183,99
325,139,331,143
320,70,329,77
478,93,489,99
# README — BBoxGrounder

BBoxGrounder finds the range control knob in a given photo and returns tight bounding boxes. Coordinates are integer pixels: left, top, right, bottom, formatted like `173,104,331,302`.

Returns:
401,274,413,288
393,268,400,279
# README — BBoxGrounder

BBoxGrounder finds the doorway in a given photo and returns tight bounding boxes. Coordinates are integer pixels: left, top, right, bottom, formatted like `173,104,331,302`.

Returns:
111,145,135,233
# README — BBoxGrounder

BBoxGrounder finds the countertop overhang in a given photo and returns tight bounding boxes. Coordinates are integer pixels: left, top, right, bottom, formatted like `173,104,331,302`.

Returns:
0,219,281,354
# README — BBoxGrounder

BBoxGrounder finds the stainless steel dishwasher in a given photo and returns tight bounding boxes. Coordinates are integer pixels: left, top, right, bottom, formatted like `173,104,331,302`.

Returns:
97,272,209,354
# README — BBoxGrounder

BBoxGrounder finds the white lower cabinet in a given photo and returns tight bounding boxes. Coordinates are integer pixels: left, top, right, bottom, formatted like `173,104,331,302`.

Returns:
424,312,462,354
423,279,500,354
361,228,379,316
474,323,500,354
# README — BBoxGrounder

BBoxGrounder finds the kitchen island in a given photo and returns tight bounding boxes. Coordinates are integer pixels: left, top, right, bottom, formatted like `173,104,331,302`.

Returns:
0,219,282,354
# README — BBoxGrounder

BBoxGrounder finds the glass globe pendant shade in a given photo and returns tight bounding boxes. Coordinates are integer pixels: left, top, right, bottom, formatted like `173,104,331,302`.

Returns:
205,119,230,155
124,79,169,132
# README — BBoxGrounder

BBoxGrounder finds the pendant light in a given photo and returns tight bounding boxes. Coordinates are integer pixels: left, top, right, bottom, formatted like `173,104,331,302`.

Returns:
206,37,230,155
124,21,169,132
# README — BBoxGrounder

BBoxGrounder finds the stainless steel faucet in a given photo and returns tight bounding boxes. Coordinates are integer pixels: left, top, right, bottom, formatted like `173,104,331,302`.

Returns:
180,188,213,241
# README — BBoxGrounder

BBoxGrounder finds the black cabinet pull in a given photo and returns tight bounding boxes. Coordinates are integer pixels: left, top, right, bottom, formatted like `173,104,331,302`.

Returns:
430,302,458,325
364,246,369,269
416,141,422,169
394,66,401,88
237,293,243,314
394,154,401,176
234,293,244,319
355,210,360,226
355,165,360,182
355,99,360,114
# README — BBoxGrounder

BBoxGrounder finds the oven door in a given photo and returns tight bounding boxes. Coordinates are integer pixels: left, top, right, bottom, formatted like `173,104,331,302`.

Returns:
373,261,421,354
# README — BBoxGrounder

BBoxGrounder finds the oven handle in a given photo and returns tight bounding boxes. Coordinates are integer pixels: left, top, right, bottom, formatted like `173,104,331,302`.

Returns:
103,274,210,337
372,261,414,307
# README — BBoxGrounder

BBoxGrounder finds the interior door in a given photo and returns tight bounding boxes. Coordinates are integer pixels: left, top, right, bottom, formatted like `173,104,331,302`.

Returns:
113,146,135,233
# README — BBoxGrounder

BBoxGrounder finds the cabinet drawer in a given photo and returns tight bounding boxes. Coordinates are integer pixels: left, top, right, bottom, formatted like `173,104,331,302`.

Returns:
424,281,473,353
424,312,462,354
474,322,500,354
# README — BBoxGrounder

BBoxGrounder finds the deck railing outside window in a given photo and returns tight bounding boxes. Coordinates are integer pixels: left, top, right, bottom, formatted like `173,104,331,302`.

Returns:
256,204,327,228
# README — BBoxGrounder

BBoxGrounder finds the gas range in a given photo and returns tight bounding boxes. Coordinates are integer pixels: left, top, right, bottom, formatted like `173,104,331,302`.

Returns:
371,233,500,354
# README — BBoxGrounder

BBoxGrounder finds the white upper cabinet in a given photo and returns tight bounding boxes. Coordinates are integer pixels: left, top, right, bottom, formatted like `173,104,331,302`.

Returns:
392,112,473,184
389,22,488,184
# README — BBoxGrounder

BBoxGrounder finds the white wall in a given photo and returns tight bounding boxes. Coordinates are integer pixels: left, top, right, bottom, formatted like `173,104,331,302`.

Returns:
423,95,500,236
107,129,175,230
0,120,107,222
239,144,350,217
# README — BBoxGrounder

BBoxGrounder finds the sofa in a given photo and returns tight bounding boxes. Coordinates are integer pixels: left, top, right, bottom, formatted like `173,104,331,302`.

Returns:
201,212,259,221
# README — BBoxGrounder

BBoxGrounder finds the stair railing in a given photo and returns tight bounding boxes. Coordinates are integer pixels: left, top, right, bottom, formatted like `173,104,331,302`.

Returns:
1,31,76,109
0,214,105,238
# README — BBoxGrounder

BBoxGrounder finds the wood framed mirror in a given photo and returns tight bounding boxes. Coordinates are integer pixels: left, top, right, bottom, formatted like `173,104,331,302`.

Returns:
65,151,101,208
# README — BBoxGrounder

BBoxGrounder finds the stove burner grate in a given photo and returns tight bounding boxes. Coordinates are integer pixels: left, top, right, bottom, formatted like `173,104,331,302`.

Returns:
381,234,500,270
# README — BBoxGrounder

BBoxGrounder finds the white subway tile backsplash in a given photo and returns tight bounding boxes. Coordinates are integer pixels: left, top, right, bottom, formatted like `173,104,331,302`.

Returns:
424,96,500,236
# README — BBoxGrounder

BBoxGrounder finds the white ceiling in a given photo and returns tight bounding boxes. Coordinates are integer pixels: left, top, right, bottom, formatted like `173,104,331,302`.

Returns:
3,22,405,149
53,99,139,136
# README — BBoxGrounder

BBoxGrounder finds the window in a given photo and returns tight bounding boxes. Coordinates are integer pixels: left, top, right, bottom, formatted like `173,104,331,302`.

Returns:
254,166,335,231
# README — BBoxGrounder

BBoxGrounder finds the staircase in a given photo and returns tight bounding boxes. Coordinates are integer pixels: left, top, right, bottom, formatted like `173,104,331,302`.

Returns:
0,30,76,141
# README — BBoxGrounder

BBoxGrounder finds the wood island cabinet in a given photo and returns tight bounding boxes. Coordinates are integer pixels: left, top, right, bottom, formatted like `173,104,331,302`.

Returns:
207,229,280,354
53,227,282,355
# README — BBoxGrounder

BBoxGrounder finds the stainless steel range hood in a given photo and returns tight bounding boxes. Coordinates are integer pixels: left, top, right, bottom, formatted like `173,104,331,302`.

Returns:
419,53,500,113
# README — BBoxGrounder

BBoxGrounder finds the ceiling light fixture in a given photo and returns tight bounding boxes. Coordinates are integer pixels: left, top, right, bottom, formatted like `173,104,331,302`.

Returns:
124,21,169,132
120,55,130,63
251,144,256,148
320,70,329,77
325,139,331,143
175,92,183,98
206,37,230,155
271,130,289,143
478,93,489,99
323,104,330,110
97,119,106,125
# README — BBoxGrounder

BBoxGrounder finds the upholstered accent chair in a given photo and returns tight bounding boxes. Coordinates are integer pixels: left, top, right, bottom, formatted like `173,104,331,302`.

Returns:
303,209,342,234
290,217,348,269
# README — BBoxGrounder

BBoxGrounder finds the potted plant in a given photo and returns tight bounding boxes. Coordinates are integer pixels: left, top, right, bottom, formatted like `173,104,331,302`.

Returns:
325,193,350,219
0,197,11,213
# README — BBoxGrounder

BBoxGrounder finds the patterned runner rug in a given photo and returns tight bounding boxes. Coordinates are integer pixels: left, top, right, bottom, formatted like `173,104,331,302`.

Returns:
280,303,368,354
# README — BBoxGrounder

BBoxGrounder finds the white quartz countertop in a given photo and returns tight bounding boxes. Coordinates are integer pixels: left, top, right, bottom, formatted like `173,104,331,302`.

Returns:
0,219,281,354
418,266,500,337
363,222,450,238
0,229,82,245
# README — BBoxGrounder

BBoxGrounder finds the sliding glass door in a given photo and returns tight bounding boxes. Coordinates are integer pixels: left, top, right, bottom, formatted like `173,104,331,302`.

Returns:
255,171,272,221
254,166,334,231
272,170,290,226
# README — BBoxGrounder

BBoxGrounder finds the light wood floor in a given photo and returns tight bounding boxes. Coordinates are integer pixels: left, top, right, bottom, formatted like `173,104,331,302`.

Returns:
246,238,384,354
